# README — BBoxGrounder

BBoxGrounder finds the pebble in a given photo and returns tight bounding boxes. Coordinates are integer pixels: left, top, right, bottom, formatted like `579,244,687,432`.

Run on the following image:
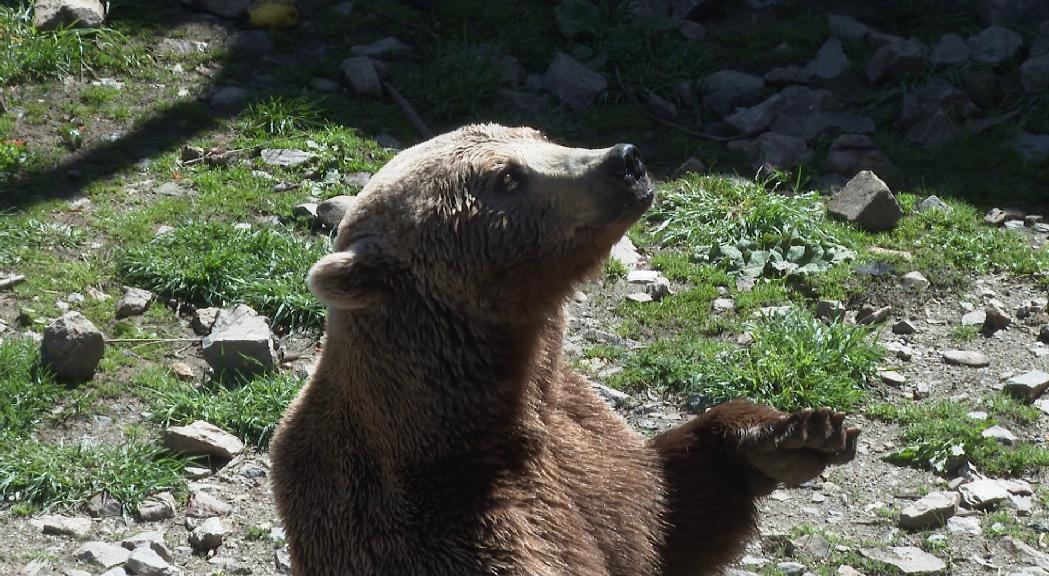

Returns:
189,517,227,552
626,293,653,303
880,370,907,386
900,271,929,291
960,310,986,326
942,350,990,367
892,320,917,335
946,515,982,535
186,489,232,518
981,425,1017,445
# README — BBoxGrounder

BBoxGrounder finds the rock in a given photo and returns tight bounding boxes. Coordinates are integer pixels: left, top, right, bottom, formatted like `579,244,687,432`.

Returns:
860,546,945,575
827,171,903,232
745,133,812,169
806,37,849,79
713,298,735,313
816,300,845,322
1022,55,1049,93
901,79,978,128
340,56,383,97
900,271,929,291
626,292,653,303
646,276,672,300
1011,132,1049,163
930,34,970,66
700,70,765,116
942,350,990,367
200,0,250,18
186,489,232,518
343,172,372,188
679,21,706,40
982,425,1017,445
189,517,227,552
227,30,273,54
310,77,340,92
32,514,91,537
260,148,313,167
610,236,641,269
316,195,356,229
135,492,176,522
163,420,244,459
201,304,278,375
41,312,105,381
791,534,831,559
350,37,409,58
916,195,951,213
671,157,705,179
981,0,1049,25
86,492,122,518
892,320,917,335
192,307,220,336
828,14,870,40
1005,370,1049,401
543,52,607,110
593,383,630,407
968,26,1023,65
1042,325,1049,344
825,135,892,176
866,39,926,84
502,90,551,112
726,101,775,134
209,87,249,108
857,304,892,325
121,530,166,553
627,270,660,284
906,109,961,150
125,546,170,576
961,310,986,326
764,66,812,86
837,567,863,576
880,370,907,385
959,479,1009,509
778,561,807,576
292,203,318,221
947,515,982,535
33,0,105,30
767,87,874,142
76,542,130,569
962,68,1001,109
983,304,1012,332
647,92,677,119
899,491,959,529
115,287,153,319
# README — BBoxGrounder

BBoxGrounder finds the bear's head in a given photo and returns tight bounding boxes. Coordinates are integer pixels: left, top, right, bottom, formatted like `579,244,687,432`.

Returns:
309,124,652,324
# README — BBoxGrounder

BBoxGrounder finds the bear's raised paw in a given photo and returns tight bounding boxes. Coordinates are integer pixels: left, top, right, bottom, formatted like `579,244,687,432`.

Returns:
741,406,860,490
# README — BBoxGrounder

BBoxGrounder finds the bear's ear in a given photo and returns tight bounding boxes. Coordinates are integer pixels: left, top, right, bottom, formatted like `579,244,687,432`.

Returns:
308,237,395,310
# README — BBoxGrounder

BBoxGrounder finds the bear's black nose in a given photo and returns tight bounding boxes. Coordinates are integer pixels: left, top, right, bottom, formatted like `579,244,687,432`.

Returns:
607,144,646,182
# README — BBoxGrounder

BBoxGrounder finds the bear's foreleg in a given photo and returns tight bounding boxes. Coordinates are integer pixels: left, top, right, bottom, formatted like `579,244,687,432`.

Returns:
648,400,859,576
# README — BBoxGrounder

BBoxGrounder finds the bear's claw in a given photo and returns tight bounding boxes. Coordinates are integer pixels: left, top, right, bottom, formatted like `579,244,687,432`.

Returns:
743,407,860,488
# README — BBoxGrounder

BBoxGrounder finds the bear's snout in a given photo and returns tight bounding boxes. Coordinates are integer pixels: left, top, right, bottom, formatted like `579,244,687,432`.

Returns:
599,143,654,212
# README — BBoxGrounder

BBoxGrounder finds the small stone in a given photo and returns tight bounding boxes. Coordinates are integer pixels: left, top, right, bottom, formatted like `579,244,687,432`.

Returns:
343,171,372,188
1005,370,1049,402
745,132,813,169
32,514,91,537
827,171,903,232
627,270,660,284
713,298,735,313
828,14,870,40
171,361,195,381
76,542,131,569
125,546,170,576
837,567,864,576
947,515,982,535
930,34,970,67
806,37,849,80
33,0,105,30
185,466,212,479
210,87,249,108
227,30,273,54
201,304,278,375
899,491,958,529
880,371,907,386
85,492,122,518
135,492,176,522
163,420,244,460
816,300,845,322
316,195,356,229
340,56,382,97
121,530,165,552
866,39,926,85
647,92,677,119
310,77,340,92
860,546,945,575
200,0,250,18
892,320,917,335
791,534,831,559
959,479,1009,509
260,149,313,167
961,310,986,326
544,52,607,110
857,305,892,325
778,561,807,576
984,304,1012,333
942,350,990,367
609,236,641,269
350,36,409,58
115,287,153,319
626,293,653,303
192,307,220,336
825,134,892,176
900,272,929,291
41,312,105,382
186,489,232,518
680,20,706,40
1041,325,1049,343
968,26,1023,65
906,109,962,150
916,195,952,214
982,425,1017,445
189,517,227,552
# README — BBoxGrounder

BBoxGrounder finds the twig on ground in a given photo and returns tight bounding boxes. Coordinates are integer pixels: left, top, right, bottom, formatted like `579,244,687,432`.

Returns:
383,81,433,139
0,274,26,290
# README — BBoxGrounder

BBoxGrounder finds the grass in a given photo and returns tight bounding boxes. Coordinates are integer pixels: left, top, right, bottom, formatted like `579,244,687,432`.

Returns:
144,369,304,448
869,396,1049,476
395,42,507,125
0,339,63,441
611,308,882,411
239,95,324,138
117,221,329,331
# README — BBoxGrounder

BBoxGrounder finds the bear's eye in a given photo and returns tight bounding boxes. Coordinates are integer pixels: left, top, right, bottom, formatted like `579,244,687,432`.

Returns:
497,165,525,194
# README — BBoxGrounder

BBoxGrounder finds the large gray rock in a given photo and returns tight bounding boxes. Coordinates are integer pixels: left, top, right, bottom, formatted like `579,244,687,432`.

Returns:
700,70,765,116
163,420,244,459
959,479,1009,509
860,547,945,575
543,53,607,110
350,37,409,58
31,514,91,537
899,492,959,529
115,287,153,319
341,57,383,97
825,134,893,175
806,37,849,79
316,195,356,229
33,0,105,30
866,39,926,84
41,312,105,381
930,34,970,67
125,546,170,576
189,517,227,552
968,26,1023,64
135,492,176,523
744,132,813,169
827,171,903,231
1005,370,1049,402
201,304,277,375
1021,55,1049,93
76,542,130,569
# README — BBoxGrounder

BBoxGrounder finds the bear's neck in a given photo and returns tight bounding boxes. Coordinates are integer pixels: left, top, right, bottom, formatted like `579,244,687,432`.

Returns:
316,297,563,466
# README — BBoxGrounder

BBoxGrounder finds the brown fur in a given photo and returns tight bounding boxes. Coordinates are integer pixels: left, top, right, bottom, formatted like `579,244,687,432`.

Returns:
269,124,859,575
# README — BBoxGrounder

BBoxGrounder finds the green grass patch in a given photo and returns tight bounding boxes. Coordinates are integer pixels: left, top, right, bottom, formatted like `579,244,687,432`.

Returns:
395,42,506,125
612,308,881,411
869,396,1049,476
118,222,329,331
0,339,63,441
239,95,324,138
145,369,304,448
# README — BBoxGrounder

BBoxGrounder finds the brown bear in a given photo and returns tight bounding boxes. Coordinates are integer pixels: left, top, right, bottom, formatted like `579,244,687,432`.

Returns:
269,124,860,576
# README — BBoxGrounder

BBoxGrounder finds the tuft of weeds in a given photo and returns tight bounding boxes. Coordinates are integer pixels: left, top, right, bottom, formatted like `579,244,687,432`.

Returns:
0,339,63,441
948,324,980,342
0,139,32,180
144,369,304,448
117,222,329,331
395,42,506,124
869,397,1049,476
0,439,186,512
603,257,628,280
239,95,324,138
612,308,881,411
